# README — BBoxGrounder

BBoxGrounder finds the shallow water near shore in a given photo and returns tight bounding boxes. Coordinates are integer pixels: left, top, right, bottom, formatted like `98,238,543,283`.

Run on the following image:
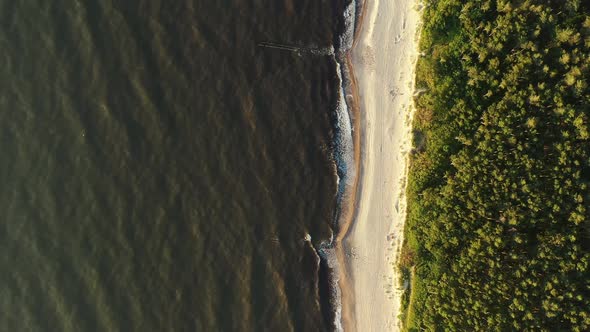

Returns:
0,1,358,330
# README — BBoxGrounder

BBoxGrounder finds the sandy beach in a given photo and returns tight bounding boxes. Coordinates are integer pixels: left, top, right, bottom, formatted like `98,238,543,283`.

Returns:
341,0,422,331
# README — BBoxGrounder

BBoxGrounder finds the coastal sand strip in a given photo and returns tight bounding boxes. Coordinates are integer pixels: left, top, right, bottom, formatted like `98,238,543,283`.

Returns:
341,0,422,331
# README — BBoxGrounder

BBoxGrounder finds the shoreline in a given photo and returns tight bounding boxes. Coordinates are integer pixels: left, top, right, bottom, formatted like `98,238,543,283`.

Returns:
336,0,422,330
331,0,367,331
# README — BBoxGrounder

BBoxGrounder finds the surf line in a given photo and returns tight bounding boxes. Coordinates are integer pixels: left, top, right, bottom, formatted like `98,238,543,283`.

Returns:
314,1,366,331
257,2,366,330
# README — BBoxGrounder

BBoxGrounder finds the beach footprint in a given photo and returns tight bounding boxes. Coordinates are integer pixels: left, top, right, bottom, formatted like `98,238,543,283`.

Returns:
361,45,376,70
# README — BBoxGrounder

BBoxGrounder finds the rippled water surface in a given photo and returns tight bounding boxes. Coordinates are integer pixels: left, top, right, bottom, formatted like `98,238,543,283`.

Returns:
0,1,351,330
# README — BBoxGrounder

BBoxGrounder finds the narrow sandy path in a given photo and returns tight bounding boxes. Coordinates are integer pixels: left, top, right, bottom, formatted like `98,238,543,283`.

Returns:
343,0,421,331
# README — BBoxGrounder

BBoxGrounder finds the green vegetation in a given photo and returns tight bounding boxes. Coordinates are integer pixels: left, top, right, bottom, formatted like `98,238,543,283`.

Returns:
402,0,590,330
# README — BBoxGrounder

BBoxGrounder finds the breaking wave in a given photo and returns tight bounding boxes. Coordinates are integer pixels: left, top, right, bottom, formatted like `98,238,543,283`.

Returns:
312,1,362,331
317,245,344,332
338,0,356,53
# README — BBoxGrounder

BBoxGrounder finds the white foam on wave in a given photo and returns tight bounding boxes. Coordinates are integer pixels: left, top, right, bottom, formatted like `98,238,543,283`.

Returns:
327,39,355,332
339,0,356,53
309,45,335,56
317,2,360,331
309,232,343,332
333,53,357,214
318,246,343,332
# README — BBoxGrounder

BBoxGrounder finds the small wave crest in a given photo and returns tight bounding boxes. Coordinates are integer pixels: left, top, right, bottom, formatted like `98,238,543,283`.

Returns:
338,1,356,53
309,45,335,56
318,246,343,332
332,56,356,229
315,1,361,331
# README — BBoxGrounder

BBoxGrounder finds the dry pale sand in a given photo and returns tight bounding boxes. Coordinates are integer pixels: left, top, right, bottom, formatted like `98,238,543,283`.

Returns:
342,0,422,331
